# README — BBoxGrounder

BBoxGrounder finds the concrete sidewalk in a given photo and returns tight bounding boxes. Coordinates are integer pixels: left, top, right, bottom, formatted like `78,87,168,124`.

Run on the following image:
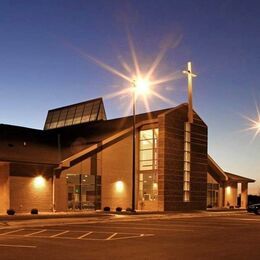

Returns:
0,211,109,221
0,209,248,229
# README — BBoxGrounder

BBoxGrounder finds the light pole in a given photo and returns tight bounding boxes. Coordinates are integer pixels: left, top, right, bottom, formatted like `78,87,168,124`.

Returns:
132,80,136,212
131,77,150,212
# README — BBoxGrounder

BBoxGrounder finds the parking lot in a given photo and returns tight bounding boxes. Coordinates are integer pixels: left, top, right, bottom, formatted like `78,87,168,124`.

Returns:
0,212,259,259
0,227,153,241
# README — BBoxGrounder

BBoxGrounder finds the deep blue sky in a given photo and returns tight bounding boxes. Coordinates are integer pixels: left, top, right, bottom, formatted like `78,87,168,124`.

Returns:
0,0,259,193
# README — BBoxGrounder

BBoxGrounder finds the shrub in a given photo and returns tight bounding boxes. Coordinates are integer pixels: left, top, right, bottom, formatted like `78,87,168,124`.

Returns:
31,208,38,215
126,207,132,212
6,209,15,215
103,206,110,212
116,207,122,212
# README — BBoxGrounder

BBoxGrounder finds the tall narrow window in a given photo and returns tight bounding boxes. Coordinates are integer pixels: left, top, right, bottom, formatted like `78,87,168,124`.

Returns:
184,122,191,202
139,128,158,203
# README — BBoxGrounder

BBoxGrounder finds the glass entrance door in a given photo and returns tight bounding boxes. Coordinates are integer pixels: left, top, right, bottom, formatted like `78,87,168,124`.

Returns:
207,183,219,208
66,174,101,210
67,184,81,210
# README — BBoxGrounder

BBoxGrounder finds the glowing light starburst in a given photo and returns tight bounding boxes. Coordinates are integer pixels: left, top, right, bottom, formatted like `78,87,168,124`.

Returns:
242,103,260,141
66,33,182,115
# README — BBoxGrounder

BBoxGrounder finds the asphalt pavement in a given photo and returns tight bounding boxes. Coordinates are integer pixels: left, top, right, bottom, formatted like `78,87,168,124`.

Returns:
0,212,259,259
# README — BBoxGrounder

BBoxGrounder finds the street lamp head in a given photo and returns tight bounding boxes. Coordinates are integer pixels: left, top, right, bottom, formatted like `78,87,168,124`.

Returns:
256,121,260,131
134,77,150,96
243,106,260,140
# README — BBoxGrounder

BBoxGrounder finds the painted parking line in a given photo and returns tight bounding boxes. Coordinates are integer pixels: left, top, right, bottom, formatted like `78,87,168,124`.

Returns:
24,229,47,237
106,233,118,240
77,231,93,239
50,230,69,238
223,218,260,222
111,233,154,241
0,244,36,248
0,229,24,235
0,228,154,241
72,224,194,232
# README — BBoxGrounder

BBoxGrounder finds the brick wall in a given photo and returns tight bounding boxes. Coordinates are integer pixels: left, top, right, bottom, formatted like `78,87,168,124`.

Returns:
101,135,133,211
0,162,10,214
55,173,67,212
158,105,208,211
10,176,52,213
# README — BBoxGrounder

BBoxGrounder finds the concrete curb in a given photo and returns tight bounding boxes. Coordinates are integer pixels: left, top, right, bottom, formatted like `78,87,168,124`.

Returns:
0,211,250,230
0,212,111,222
0,209,247,221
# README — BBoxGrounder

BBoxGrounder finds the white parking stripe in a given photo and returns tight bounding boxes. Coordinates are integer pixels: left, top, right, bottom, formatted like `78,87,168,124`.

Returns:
0,229,24,235
77,232,93,239
106,233,118,240
0,244,36,248
75,225,193,232
0,228,154,241
25,229,47,237
227,218,260,222
111,234,154,240
50,230,69,238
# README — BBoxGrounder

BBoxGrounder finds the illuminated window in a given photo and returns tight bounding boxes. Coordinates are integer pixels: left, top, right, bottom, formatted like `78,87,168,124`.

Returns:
139,129,158,171
183,122,191,202
207,183,219,207
66,173,101,210
139,128,158,202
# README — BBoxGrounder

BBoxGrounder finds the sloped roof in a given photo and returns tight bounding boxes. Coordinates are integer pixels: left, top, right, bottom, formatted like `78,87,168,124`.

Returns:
225,172,255,183
208,155,255,183
208,155,228,181
45,106,173,160
0,105,174,164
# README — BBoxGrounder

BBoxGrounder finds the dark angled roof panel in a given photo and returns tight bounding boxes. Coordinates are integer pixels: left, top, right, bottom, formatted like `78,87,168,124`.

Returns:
44,98,106,130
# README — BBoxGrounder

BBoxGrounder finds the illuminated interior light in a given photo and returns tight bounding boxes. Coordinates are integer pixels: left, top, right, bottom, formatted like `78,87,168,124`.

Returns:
115,181,124,192
33,176,45,188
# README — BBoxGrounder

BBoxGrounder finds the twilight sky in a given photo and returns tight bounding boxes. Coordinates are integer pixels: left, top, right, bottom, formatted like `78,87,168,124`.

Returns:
0,0,259,194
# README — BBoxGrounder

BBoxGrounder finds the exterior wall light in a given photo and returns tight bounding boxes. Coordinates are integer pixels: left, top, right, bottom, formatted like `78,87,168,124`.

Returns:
33,176,46,188
226,186,231,195
153,183,158,190
115,181,124,193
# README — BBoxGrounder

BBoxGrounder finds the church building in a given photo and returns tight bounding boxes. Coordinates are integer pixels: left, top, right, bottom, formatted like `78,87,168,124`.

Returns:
0,98,254,214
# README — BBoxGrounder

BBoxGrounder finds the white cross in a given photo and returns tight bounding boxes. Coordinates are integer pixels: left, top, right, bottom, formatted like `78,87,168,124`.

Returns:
183,62,197,123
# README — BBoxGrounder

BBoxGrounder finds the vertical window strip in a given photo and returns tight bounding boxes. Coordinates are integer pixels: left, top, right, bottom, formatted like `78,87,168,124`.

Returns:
183,122,191,202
